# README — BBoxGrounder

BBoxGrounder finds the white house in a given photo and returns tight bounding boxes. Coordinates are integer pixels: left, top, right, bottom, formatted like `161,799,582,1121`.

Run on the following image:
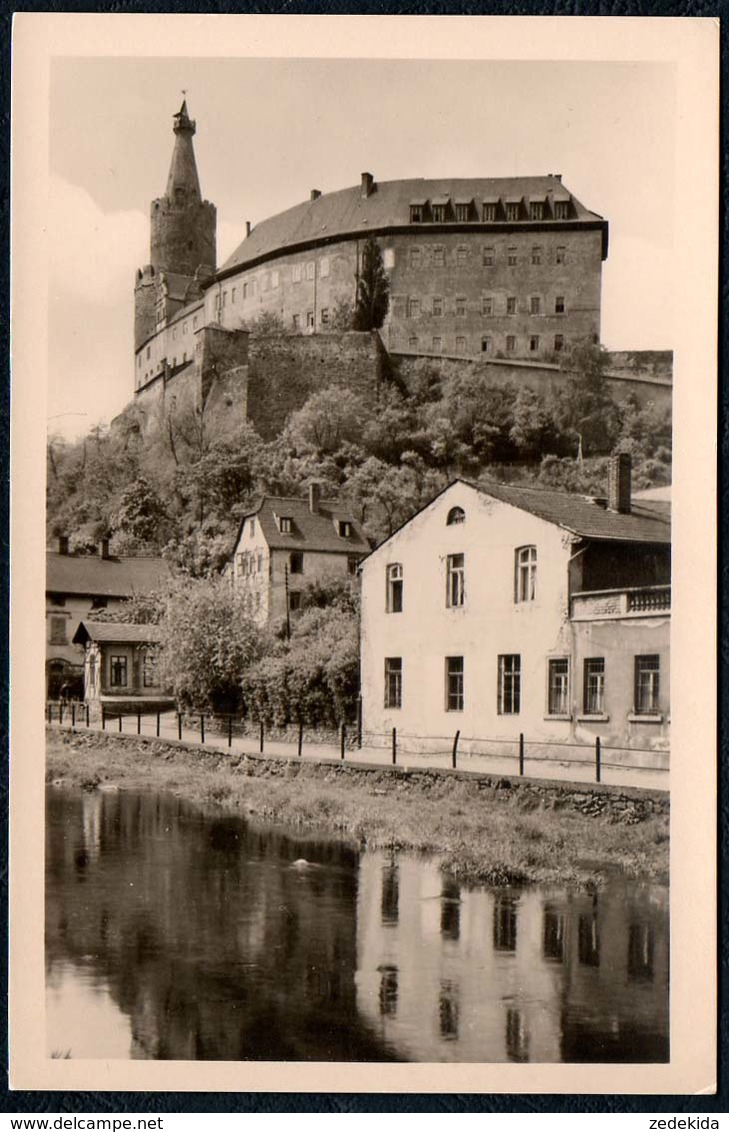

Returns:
229,484,370,625
359,456,671,760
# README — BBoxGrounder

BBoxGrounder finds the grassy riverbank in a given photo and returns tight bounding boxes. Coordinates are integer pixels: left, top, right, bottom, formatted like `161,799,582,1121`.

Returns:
46,731,669,888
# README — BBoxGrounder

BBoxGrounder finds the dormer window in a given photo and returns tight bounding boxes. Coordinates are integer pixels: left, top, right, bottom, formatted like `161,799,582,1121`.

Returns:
554,200,570,220
278,516,293,534
530,201,544,221
455,202,471,222
447,506,466,525
337,520,352,538
482,201,498,222
505,201,521,221
432,205,447,223
410,203,425,223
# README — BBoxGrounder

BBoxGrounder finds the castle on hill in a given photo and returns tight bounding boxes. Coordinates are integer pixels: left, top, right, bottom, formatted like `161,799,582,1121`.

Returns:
127,102,670,438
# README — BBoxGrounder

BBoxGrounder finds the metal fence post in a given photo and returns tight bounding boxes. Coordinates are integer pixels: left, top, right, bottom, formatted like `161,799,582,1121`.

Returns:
200,714,205,744
118,714,123,733
102,705,106,731
86,704,90,727
259,720,264,754
357,696,363,749
391,727,397,766
177,712,182,741
71,703,76,729
298,720,304,758
451,730,460,770
595,736,601,784
59,702,64,726
340,723,346,761
519,732,525,776
228,715,233,749
137,710,142,735
156,712,161,738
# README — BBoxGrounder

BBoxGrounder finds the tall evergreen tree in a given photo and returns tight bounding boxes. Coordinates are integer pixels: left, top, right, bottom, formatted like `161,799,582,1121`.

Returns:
354,237,390,330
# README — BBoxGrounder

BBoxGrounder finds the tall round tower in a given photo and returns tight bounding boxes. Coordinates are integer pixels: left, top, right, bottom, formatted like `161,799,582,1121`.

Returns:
149,100,216,277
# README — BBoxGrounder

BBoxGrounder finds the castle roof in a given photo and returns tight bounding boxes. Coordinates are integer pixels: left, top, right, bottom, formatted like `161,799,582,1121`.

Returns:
47,553,169,598
72,621,163,646
218,175,607,278
165,101,202,201
234,495,371,555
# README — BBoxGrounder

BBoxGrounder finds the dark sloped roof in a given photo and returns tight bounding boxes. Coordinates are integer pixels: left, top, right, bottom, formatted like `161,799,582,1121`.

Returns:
239,496,370,554
477,482,671,543
47,553,169,598
72,621,163,645
219,176,606,277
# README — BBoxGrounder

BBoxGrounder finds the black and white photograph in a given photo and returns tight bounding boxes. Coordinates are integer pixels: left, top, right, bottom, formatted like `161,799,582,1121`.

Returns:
9,14,717,1095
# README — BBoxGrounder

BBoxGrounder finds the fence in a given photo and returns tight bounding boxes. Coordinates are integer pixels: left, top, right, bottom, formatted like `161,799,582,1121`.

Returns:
45,701,669,789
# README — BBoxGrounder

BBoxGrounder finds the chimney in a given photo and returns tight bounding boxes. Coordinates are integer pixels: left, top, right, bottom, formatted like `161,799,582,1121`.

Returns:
245,220,251,237
309,482,321,515
361,172,374,199
57,535,69,555
607,453,632,514
99,538,110,560
310,189,321,202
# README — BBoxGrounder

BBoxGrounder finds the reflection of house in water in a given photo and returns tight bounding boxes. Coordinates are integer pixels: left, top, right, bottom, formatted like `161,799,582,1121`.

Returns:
355,852,668,1063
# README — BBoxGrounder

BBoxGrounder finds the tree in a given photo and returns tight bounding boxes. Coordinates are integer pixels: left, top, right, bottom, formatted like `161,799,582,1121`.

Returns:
159,575,263,713
285,387,368,455
353,237,390,331
110,477,169,549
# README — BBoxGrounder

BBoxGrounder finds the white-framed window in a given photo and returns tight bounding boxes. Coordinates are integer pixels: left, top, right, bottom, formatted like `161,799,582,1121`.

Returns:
506,335,516,352
515,545,537,602
306,261,315,281
278,516,293,534
408,297,421,318
432,336,442,353
554,201,570,220
583,658,605,714
456,246,468,266
455,336,466,353
498,654,521,715
384,657,403,710
386,563,403,613
410,204,424,223
530,335,540,352
530,295,541,315
455,297,467,317
555,295,565,314
320,257,330,278
292,263,302,284
548,658,570,715
455,202,470,222
432,296,443,316
433,246,445,267
530,202,544,221
110,655,128,688
555,245,566,264
446,506,465,525
271,270,280,289
482,296,493,316
482,203,497,222
432,203,448,223
635,655,660,714
483,246,494,265
446,553,465,607
410,248,422,268
506,202,520,221
507,247,517,266
337,520,352,538
506,296,517,315
446,656,464,712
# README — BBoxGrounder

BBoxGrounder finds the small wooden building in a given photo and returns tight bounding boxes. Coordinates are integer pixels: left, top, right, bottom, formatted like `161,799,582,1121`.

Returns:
72,621,174,716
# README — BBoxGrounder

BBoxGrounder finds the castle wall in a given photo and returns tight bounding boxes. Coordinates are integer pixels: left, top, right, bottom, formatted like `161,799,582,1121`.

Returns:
150,197,216,277
135,300,204,391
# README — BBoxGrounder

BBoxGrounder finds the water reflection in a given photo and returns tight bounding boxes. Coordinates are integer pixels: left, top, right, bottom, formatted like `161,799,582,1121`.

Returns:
46,787,668,1063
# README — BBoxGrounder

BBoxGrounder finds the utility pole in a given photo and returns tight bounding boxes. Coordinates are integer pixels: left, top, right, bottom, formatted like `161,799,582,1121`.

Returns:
284,563,291,641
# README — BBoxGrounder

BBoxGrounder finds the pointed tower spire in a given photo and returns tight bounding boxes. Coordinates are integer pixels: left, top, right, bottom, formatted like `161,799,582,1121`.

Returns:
166,99,202,202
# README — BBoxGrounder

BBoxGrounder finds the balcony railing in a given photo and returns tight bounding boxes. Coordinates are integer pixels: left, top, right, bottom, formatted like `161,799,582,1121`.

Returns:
571,585,671,621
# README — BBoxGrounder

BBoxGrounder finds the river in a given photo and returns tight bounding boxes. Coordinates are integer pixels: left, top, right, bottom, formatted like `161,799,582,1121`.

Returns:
46,786,668,1062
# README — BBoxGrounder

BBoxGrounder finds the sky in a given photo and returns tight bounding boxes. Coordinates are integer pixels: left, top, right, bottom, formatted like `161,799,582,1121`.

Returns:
47,56,676,438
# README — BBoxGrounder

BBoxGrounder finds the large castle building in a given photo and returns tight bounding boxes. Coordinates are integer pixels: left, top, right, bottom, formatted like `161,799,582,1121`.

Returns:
134,103,609,399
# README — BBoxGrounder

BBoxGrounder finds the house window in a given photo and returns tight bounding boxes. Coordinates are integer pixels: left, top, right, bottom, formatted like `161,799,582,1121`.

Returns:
554,334,564,352
531,246,542,266
494,896,517,952
408,336,418,350
446,553,465,607
481,337,491,354
257,551,263,572
410,204,423,223
433,246,445,267
271,270,280,289
555,295,565,314
530,295,541,315
289,591,302,612
337,520,352,538
279,516,293,534
110,655,128,688
320,307,329,325
306,311,315,329
432,204,447,223
482,203,497,222
482,296,493,316
506,202,520,221
143,652,158,688
455,202,470,222
543,908,565,962
555,245,566,264
320,257,330,278
635,655,660,714
292,264,302,284
583,658,605,714
498,654,521,715
548,658,570,715
409,248,422,268
250,519,256,536
231,289,236,305
530,202,544,221
137,355,141,369
347,556,359,576
384,658,403,709
49,617,67,645
506,335,516,353
383,248,395,269
455,297,467,317
455,336,466,353
515,545,537,601
306,261,315,281
432,336,442,353
91,596,108,610
146,346,151,360
507,247,517,266
446,656,464,711
554,202,570,220
456,246,468,266
506,296,516,315
290,552,304,574
432,296,443,316
446,506,465,525
483,246,494,266
408,298,421,318
292,314,300,330
530,335,540,352
183,322,188,335
386,563,403,613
